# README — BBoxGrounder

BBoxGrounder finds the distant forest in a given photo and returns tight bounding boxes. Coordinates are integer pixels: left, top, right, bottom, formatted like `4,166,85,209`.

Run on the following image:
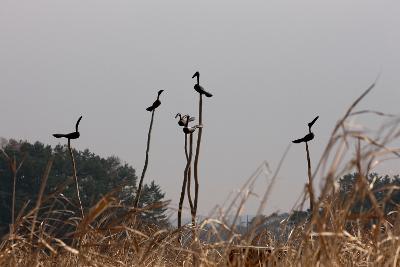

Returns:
0,139,168,235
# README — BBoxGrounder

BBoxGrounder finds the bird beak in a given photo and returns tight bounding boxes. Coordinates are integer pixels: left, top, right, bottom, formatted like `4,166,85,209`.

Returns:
308,116,319,128
175,113,180,119
192,72,199,79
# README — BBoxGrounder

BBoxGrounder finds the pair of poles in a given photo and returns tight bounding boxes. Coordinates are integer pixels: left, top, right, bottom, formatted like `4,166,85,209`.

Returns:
134,72,212,229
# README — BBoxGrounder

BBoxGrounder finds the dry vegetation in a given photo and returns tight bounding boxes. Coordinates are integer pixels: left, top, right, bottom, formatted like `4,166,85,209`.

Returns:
2,82,400,266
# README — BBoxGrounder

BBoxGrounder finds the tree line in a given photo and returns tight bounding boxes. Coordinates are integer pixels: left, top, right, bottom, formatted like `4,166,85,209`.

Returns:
0,138,168,236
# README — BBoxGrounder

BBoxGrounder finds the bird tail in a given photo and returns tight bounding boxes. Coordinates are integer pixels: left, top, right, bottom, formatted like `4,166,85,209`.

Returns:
53,134,66,138
292,138,305,143
204,91,213,98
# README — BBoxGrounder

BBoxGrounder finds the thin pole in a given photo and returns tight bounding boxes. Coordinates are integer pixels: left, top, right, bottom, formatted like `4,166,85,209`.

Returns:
134,110,155,208
306,142,315,213
187,133,195,225
247,215,249,233
178,133,189,229
193,94,203,221
184,118,195,225
68,139,84,218
187,165,195,225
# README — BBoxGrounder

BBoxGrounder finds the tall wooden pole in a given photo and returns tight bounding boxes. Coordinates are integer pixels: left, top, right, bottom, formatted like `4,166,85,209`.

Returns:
134,110,155,208
68,139,84,218
306,142,315,213
193,94,203,222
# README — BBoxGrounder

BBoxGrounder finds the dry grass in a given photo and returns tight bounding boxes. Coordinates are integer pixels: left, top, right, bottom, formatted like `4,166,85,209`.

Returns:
3,82,400,266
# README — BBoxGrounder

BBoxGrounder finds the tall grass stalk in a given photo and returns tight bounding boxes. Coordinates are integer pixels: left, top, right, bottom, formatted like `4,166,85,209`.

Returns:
0,150,24,233
29,158,53,242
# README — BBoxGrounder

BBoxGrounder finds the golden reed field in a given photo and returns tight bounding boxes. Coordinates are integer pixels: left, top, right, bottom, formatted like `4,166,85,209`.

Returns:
2,82,400,266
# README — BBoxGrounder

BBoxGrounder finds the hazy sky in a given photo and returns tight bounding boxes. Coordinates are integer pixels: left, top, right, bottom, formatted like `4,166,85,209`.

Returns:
1,1,400,217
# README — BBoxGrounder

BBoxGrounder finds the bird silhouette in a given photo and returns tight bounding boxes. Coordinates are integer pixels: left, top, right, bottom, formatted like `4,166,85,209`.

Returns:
183,125,203,134
292,116,319,143
53,116,82,140
146,90,164,111
175,113,196,127
192,72,213,97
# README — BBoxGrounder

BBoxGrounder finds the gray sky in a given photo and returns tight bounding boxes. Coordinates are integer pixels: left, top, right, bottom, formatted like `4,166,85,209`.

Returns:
1,1,400,217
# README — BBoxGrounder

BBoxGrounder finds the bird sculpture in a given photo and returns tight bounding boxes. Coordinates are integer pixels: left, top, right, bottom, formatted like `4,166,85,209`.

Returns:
192,72,213,97
146,90,164,111
53,116,82,140
183,125,203,134
292,116,319,143
175,113,196,127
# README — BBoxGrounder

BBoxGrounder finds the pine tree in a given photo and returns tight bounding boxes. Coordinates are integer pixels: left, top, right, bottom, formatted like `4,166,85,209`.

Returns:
139,181,169,226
